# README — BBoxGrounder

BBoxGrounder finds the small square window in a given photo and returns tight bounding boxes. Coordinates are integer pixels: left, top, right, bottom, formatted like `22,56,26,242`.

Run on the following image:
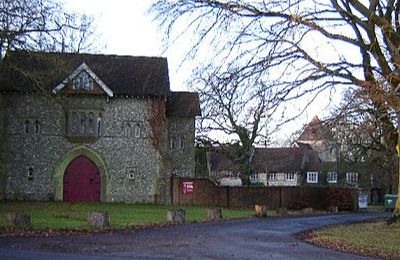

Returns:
268,173,276,181
346,172,358,183
27,166,34,181
307,172,318,183
250,173,259,181
327,172,337,183
127,168,136,180
285,173,295,181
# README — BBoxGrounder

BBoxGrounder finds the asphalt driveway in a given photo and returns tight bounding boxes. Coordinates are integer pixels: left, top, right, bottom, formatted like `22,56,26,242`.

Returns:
0,212,390,259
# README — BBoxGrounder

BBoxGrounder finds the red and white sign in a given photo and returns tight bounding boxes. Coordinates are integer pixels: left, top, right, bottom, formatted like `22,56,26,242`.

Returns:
183,181,194,194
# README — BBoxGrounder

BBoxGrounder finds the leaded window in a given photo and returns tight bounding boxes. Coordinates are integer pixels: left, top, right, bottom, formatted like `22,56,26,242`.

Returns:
134,123,141,138
73,71,93,90
67,110,103,137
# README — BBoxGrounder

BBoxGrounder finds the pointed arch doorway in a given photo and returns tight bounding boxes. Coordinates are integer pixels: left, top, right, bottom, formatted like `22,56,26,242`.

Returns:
63,155,100,201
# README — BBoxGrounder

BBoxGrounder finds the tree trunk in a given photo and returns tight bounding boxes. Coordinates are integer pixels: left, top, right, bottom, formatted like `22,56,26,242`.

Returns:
395,114,400,217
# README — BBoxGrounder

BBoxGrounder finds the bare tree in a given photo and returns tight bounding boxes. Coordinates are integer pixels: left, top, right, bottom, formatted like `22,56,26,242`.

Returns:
0,0,97,58
151,0,400,216
331,89,397,193
196,67,278,183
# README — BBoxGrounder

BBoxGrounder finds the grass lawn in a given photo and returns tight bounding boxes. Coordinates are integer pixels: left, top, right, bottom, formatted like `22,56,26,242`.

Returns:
0,202,254,231
305,220,400,259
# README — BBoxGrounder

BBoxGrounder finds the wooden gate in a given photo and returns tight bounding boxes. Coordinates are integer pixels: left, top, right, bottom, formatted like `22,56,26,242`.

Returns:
63,155,100,201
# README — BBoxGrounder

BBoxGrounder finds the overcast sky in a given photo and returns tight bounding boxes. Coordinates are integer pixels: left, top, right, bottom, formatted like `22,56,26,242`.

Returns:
65,0,192,92
64,0,338,144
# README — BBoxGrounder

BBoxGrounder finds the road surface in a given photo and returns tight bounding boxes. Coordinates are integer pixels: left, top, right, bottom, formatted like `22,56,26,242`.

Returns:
0,212,390,259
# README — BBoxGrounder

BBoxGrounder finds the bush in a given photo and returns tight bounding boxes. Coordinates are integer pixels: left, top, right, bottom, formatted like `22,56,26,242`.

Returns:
248,182,265,187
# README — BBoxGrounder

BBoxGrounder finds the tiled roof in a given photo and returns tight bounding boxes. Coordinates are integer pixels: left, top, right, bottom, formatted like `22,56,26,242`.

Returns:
0,51,170,98
167,91,201,117
207,147,321,173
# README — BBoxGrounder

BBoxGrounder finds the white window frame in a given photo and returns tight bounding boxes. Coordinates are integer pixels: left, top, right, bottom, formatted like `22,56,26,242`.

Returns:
307,172,318,183
250,173,259,181
346,172,358,183
268,173,276,181
327,171,337,183
285,173,295,181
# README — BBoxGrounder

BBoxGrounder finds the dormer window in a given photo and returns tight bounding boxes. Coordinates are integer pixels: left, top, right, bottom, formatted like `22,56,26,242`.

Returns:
73,71,93,91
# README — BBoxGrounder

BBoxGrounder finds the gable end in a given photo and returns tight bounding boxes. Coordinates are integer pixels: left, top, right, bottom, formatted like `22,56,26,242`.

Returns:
52,63,114,97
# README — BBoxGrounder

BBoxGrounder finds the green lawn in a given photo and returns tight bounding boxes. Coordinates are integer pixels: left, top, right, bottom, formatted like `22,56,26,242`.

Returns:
0,202,254,230
308,220,400,259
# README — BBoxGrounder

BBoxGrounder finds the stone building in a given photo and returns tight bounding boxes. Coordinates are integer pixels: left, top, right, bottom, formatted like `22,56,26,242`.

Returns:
296,115,338,162
0,51,200,203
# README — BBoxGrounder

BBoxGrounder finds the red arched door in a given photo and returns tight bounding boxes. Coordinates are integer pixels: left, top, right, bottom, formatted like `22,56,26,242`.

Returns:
63,155,100,201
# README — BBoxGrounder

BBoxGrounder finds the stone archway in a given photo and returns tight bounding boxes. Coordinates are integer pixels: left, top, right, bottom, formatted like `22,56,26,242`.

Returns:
53,146,107,201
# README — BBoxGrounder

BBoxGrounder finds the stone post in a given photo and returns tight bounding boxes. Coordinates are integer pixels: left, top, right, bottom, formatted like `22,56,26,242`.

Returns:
166,209,186,224
5,213,32,228
87,211,110,228
254,204,267,217
206,208,223,220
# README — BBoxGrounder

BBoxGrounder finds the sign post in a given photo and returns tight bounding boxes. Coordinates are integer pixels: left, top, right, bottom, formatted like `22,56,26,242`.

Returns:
182,181,194,194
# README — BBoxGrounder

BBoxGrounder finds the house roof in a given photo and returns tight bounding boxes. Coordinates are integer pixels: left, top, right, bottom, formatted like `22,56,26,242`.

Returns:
207,147,321,173
297,115,333,142
0,51,170,98
167,92,201,117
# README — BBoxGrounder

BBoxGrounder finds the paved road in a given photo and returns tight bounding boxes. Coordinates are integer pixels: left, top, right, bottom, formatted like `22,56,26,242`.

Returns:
0,212,390,259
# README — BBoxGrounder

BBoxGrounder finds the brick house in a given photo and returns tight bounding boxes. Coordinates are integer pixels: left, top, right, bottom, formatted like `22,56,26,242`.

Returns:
0,51,200,203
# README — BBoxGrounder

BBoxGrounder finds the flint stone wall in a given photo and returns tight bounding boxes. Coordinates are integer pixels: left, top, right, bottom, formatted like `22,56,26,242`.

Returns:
1,93,194,203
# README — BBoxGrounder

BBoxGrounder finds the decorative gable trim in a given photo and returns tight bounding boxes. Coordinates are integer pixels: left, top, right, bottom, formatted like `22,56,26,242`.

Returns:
52,63,114,97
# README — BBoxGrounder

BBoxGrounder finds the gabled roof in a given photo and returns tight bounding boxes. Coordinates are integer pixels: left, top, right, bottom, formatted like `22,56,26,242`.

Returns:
167,92,201,117
0,51,170,98
297,115,333,142
207,147,321,173
52,63,113,97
